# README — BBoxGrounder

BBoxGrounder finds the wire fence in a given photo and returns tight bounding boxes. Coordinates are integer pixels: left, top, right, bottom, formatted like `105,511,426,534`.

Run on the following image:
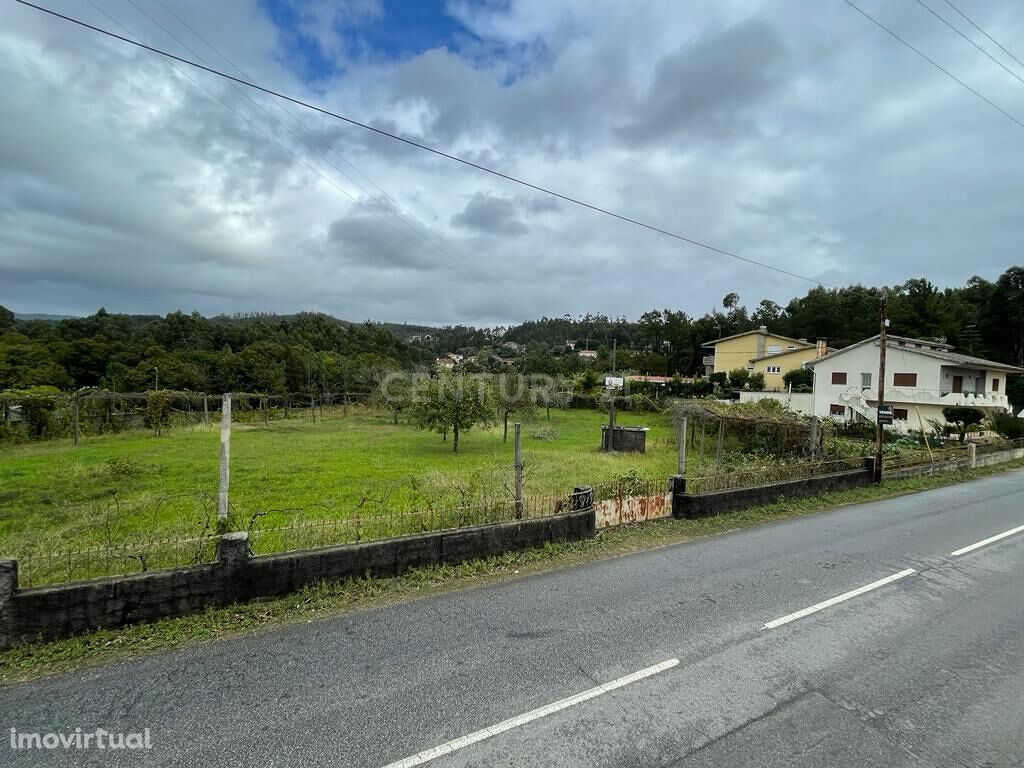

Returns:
17,534,221,589
686,457,869,495
10,489,588,586
247,490,587,556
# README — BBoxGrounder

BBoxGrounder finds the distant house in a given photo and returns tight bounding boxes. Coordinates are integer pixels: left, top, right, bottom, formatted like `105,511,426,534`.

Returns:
435,356,456,369
578,349,598,360
749,339,831,391
501,341,526,354
701,326,814,378
565,339,579,351
810,334,1023,432
408,334,432,343
625,375,674,385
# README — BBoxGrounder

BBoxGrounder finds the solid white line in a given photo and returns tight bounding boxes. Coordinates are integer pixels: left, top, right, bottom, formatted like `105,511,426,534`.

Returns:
950,523,1024,557
380,658,679,768
763,569,916,630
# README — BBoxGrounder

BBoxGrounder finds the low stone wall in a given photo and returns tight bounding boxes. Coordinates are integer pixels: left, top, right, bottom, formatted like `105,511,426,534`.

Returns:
671,460,874,520
0,501,595,648
973,446,1024,468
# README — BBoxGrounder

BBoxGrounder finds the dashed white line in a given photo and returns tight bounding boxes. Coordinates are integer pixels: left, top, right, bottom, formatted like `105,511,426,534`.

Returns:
950,523,1024,557
379,658,679,768
763,569,916,630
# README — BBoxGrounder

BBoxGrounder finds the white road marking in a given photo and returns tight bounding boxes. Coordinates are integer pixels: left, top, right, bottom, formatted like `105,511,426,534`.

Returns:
950,523,1024,557
380,658,679,768
763,569,916,630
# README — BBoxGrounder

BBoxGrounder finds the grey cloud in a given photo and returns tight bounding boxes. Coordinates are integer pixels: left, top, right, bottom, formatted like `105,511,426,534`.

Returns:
450,192,529,237
327,209,442,270
617,17,790,146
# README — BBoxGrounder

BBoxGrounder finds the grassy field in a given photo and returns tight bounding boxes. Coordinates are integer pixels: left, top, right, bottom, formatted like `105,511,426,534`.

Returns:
0,406,678,557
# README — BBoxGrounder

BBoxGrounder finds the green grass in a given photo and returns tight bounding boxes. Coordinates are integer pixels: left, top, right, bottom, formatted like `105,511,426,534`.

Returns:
0,407,678,555
3,457,1020,686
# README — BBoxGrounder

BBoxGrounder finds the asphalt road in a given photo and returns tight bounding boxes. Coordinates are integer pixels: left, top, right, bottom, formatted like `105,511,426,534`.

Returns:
3,471,1024,767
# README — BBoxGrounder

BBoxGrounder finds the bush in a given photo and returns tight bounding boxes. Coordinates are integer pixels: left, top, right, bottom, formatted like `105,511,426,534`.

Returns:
530,426,558,441
988,411,1024,440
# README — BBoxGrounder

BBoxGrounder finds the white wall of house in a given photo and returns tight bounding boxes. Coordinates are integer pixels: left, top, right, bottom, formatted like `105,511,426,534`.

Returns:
738,390,814,415
811,341,1013,433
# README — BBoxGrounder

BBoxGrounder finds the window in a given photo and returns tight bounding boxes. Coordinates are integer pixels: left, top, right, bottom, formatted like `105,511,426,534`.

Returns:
831,372,847,385
893,408,909,421
993,377,1000,392
830,403,846,416
766,365,781,374
767,345,781,354
893,373,917,387
861,372,872,388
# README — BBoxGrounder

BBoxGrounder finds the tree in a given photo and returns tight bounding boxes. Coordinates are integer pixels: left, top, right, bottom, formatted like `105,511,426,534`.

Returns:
783,367,814,391
494,374,536,441
376,373,413,424
722,293,740,310
412,371,494,453
709,371,728,390
942,406,985,442
727,368,750,390
0,305,14,333
748,372,766,391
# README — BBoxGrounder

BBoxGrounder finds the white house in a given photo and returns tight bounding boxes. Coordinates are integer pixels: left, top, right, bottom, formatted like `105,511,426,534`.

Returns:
809,334,1023,432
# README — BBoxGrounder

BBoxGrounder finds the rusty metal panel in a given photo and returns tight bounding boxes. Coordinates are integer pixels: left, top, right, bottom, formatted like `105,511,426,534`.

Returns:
594,493,672,529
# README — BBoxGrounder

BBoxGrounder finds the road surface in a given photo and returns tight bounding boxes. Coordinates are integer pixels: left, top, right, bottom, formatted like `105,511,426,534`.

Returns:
3,471,1024,767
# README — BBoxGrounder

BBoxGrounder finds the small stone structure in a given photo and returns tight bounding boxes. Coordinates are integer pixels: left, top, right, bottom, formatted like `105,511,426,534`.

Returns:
600,425,648,453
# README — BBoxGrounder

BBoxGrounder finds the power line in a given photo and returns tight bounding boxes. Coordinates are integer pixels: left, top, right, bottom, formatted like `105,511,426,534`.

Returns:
912,0,1024,88
12,0,829,287
942,0,1024,72
842,0,1024,131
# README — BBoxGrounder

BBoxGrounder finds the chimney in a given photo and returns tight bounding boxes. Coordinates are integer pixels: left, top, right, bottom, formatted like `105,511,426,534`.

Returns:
816,338,828,358
758,325,768,333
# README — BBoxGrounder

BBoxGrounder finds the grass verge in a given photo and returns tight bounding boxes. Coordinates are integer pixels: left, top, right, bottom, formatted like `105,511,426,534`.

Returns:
2,459,1022,686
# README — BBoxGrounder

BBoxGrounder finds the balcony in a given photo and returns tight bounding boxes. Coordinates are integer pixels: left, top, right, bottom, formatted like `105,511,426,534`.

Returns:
702,355,715,368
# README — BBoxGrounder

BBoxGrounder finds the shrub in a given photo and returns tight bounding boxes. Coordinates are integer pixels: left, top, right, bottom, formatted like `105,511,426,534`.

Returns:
988,411,1024,440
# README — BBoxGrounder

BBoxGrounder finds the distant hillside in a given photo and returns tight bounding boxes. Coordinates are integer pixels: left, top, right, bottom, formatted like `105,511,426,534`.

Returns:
14,313,79,321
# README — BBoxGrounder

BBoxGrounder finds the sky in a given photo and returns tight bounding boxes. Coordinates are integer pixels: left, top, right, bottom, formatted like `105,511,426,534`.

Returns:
2,0,1023,327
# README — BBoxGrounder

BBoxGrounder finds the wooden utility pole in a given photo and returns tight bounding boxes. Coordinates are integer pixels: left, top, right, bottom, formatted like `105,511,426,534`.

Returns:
514,422,523,519
218,393,232,521
874,291,889,484
677,416,688,476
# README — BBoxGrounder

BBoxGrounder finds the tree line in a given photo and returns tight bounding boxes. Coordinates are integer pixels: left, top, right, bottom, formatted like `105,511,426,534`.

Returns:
2,266,1022,410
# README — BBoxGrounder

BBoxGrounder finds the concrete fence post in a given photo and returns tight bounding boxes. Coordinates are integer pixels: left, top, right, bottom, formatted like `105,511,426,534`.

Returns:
669,476,687,519
968,443,977,469
0,559,18,651
217,532,250,569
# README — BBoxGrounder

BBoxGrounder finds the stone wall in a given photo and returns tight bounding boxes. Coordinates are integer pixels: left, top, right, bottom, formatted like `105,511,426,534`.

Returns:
671,459,875,519
0,500,595,649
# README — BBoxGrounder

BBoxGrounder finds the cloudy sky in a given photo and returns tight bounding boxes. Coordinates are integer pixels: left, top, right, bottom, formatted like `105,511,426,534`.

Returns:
2,0,1023,326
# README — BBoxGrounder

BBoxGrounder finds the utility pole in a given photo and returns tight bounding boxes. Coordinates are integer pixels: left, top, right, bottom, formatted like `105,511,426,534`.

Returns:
874,291,888,484
153,367,159,391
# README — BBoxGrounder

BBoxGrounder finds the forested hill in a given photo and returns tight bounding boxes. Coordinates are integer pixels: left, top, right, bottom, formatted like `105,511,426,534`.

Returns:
1,267,1022,399
0,309,431,394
